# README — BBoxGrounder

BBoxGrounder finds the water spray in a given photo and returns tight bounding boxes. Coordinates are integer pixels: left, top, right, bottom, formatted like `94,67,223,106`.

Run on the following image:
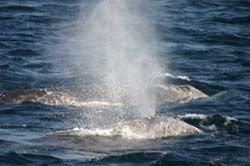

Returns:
69,0,162,119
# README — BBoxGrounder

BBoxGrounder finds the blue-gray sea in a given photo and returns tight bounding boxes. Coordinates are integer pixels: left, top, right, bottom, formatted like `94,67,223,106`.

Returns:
0,0,250,165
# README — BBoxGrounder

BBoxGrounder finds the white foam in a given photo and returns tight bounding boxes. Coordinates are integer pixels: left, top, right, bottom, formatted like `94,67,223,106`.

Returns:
163,73,191,81
178,113,237,121
177,113,207,119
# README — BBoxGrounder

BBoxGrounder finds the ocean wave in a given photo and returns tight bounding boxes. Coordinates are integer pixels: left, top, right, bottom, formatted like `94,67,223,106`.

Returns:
0,152,62,165
0,42,9,49
0,5,38,13
27,15,64,24
212,16,250,25
7,49,40,57
89,152,163,164
151,152,208,166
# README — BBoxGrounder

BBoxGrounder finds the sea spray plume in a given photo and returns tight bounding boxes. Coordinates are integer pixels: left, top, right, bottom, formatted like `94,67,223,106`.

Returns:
71,0,162,118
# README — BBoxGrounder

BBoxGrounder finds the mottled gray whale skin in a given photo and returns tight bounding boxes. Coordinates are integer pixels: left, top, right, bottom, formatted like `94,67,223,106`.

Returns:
112,115,201,139
0,89,48,103
155,84,207,105
53,115,201,140
0,85,206,140
0,84,207,106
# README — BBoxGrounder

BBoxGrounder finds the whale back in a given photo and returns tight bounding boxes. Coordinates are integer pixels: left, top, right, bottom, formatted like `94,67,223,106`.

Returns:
0,84,207,106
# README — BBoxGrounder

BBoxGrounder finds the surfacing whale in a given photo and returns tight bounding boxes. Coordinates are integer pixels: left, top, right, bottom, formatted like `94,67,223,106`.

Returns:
53,115,201,140
0,84,206,140
0,84,207,106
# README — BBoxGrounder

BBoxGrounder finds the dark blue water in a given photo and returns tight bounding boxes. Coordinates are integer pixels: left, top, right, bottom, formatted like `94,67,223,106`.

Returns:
1,0,250,165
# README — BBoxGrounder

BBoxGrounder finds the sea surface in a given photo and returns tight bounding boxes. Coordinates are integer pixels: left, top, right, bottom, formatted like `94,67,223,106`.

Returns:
0,0,250,165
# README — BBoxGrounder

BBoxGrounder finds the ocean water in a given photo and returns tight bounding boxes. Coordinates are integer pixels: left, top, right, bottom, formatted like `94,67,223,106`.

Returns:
0,0,250,166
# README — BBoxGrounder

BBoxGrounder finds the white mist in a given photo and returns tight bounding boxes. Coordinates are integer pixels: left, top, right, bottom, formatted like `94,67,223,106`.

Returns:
72,0,162,118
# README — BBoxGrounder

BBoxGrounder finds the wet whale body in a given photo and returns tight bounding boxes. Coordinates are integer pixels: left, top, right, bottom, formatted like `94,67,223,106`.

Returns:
0,84,207,140
53,116,201,140
0,84,207,106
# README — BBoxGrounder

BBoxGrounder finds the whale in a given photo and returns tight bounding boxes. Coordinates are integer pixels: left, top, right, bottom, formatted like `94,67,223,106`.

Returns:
0,84,206,140
0,84,207,106
52,115,201,140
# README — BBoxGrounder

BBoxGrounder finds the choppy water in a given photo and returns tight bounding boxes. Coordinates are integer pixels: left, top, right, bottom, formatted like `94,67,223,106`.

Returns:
0,0,250,165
